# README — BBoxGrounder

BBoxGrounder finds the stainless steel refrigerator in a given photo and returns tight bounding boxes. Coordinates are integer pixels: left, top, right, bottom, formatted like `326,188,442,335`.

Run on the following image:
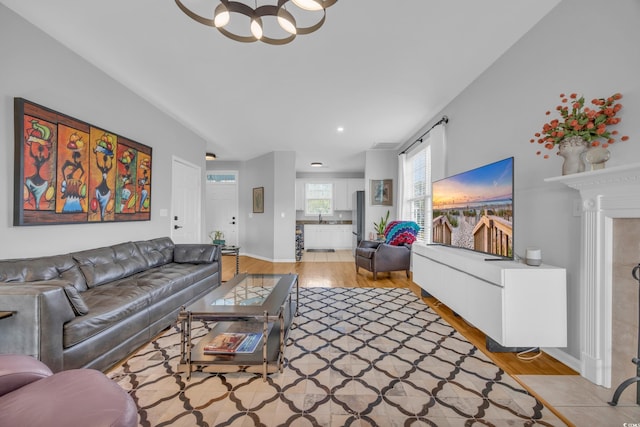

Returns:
352,190,365,255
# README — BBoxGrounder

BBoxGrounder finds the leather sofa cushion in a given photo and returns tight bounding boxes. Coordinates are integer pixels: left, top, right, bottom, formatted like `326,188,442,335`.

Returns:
135,237,174,267
174,244,216,264
72,242,148,288
63,262,218,348
63,285,89,316
0,254,88,292
63,280,151,348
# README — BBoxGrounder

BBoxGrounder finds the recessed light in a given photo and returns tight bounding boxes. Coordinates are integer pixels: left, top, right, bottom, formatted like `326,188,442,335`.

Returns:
205,152,217,160
310,162,323,168
337,127,344,133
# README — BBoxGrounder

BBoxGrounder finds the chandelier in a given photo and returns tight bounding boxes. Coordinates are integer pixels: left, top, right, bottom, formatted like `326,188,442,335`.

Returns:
175,0,338,45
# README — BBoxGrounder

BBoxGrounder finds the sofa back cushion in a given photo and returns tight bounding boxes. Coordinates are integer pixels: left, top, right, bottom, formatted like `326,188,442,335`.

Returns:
0,254,88,292
135,237,174,268
72,242,148,288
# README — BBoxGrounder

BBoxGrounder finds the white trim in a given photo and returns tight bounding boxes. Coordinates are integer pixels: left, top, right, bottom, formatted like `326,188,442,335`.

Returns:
546,162,640,387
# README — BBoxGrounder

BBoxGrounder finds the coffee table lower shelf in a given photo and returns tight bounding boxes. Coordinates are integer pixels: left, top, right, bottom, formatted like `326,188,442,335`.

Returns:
177,320,287,380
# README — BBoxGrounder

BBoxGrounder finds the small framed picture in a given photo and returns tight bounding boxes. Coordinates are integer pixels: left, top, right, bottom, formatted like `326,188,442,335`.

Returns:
370,179,392,206
252,187,264,213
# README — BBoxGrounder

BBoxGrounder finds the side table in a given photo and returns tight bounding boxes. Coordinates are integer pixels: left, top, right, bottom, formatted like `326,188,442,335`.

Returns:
220,245,240,276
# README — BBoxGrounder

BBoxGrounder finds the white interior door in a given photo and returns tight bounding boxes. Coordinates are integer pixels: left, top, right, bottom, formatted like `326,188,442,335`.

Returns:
171,157,201,244
206,172,238,246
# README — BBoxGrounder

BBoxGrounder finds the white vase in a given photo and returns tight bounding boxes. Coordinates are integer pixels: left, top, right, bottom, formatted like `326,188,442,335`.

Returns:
584,146,611,171
558,136,589,175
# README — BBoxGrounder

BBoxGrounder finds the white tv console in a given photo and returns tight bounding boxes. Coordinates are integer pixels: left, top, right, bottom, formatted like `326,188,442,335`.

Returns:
412,243,567,349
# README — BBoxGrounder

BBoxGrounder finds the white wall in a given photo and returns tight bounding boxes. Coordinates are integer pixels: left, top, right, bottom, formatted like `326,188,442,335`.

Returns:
365,150,398,240
0,6,208,259
238,151,296,261
404,0,640,363
273,152,296,262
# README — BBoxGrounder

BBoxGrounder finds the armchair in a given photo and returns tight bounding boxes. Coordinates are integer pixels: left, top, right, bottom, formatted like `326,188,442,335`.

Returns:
355,221,420,280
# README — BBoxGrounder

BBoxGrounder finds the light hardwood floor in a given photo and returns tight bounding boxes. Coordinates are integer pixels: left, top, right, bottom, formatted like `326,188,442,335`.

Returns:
220,251,576,377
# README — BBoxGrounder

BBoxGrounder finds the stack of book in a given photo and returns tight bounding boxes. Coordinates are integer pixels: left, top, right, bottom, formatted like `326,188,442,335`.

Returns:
203,332,262,354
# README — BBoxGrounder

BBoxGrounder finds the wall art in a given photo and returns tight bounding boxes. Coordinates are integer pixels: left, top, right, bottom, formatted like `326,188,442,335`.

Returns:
253,187,264,213
370,179,393,206
14,98,152,225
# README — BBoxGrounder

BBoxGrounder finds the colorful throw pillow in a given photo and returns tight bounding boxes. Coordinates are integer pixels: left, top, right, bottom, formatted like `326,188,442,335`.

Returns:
384,221,420,246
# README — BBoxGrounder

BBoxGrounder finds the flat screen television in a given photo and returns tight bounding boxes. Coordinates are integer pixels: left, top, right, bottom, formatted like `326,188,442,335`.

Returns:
431,157,514,258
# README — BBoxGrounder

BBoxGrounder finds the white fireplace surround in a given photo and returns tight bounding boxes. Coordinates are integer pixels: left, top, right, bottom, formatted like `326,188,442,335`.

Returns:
547,162,640,387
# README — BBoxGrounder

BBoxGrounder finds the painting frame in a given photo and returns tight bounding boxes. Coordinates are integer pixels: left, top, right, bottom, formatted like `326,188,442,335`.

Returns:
253,187,264,213
13,98,152,226
370,179,393,206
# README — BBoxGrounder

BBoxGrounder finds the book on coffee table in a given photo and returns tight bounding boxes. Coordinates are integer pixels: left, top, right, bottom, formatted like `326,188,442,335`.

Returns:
203,332,246,354
203,332,263,354
234,333,262,354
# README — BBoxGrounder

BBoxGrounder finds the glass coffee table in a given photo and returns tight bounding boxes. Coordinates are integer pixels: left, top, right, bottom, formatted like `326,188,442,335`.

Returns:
177,273,298,380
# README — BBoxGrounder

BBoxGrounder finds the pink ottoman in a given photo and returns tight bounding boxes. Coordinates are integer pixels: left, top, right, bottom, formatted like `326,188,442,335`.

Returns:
0,354,137,427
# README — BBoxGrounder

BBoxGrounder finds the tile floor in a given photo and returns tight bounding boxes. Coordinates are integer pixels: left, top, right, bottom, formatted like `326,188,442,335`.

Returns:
517,374,640,426
300,249,354,262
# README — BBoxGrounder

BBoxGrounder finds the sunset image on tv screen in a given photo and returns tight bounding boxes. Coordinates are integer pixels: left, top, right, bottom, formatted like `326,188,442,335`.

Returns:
432,157,513,257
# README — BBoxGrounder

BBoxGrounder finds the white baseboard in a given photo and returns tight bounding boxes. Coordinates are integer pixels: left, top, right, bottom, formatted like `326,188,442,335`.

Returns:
542,347,581,374
240,252,295,263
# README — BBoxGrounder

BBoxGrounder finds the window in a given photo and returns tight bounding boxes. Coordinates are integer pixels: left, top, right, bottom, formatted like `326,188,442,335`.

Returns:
403,145,431,241
206,173,236,183
305,182,333,216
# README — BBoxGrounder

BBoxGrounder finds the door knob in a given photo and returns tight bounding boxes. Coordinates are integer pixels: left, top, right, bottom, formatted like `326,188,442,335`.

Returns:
174,225,183,230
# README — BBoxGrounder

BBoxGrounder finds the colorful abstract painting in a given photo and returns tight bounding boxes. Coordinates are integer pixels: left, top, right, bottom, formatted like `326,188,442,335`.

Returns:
14,98,152,225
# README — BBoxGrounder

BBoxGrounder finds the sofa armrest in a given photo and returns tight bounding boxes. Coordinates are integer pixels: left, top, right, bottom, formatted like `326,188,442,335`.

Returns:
0,282,76,372
174,244,219,264
357,240,382,249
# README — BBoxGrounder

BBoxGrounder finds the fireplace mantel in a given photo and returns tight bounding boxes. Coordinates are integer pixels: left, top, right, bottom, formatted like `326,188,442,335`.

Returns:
546,162,640,387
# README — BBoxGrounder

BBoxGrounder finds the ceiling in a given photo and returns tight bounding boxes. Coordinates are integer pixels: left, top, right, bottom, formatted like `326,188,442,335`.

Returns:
1,0,560,173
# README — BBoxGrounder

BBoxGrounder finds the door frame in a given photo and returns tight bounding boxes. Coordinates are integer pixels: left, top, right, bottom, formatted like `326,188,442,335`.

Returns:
171,156,202,243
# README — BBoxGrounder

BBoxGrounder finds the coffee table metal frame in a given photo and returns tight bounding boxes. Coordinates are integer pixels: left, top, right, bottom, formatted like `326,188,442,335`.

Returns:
177,273,298,380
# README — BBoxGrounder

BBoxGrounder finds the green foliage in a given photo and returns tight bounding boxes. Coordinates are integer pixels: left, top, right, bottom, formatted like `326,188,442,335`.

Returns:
373,210,390,235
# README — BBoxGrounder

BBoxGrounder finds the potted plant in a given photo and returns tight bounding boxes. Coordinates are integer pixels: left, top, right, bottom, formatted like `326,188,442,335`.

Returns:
373,210,390,240
209,230,225,245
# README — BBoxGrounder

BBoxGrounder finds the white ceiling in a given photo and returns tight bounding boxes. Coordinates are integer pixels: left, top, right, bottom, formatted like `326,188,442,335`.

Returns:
1,0,560,173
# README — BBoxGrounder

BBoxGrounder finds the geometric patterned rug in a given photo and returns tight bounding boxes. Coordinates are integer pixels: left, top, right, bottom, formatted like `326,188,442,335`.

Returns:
108,287,566,426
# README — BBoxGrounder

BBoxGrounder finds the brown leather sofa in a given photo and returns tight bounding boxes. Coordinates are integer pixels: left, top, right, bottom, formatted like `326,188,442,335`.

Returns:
0,353,138,426
355,240,411,280
0,237,221,373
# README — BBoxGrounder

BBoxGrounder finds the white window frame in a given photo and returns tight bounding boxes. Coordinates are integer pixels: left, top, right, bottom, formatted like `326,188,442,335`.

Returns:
402,143,431,242
304,182,334,216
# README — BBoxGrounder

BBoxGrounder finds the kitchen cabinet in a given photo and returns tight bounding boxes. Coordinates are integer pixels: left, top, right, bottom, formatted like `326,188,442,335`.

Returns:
304,224,352,249
333,180,348,211
295,178,364,212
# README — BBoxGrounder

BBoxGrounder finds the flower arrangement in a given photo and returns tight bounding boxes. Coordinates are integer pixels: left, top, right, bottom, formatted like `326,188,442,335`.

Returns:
531,92,629,158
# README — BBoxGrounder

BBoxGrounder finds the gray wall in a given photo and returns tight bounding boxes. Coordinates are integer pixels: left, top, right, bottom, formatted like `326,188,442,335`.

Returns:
238,151,296,261
403,0,640,365
0,6,208,259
